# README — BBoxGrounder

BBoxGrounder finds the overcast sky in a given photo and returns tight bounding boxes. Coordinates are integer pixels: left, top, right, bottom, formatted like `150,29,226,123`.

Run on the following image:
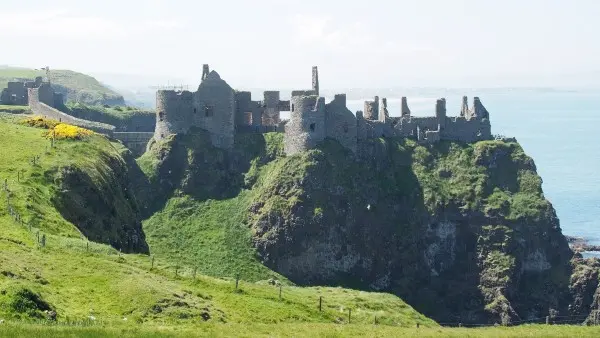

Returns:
2,0,600,89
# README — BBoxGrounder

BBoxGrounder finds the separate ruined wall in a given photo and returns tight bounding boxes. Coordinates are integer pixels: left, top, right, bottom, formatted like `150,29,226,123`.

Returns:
284,95,326,155
363,96,379,120
263,91,280,126
325,94,357,153
28,88,115,134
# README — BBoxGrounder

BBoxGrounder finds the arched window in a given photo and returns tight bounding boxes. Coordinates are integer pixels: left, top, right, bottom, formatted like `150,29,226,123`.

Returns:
309,123,316,132
158,111,164,122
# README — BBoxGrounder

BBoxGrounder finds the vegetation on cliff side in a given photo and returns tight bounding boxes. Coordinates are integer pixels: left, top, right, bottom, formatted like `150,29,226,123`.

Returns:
137,129,572,324
0,114,147,252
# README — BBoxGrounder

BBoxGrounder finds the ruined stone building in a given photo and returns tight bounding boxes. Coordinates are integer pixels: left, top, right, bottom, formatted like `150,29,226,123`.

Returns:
1,76,64,107
154,65,492,155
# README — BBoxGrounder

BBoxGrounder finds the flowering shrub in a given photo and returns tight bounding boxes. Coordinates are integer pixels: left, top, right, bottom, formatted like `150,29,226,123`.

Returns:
20,116,60,129
44,123,94,140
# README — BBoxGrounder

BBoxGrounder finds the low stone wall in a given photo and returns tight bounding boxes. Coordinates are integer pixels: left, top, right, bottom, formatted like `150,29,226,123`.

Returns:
29,101,116,135
112,132,154,157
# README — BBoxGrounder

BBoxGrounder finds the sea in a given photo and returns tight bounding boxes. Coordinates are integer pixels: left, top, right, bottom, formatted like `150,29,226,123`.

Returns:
280,88,600,245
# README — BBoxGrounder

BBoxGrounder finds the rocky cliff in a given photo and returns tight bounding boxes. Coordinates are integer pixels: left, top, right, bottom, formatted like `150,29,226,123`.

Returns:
138,130,594,324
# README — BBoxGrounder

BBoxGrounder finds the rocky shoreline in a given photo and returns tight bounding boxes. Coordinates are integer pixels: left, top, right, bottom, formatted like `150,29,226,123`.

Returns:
565,235,600,252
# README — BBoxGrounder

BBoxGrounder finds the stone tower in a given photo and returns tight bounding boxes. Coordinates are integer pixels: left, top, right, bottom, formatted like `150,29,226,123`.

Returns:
201,64,210,81
401,96,411,116
312,66,319,96
284,95,326,155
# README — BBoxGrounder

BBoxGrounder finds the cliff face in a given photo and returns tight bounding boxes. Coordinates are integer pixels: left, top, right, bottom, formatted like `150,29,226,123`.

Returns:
139,131,583,324
247,138,573,324
52,147,149,254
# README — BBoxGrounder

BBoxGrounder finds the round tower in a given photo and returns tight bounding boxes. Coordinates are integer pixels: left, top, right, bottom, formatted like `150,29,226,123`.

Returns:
155,90,193,140
284,95,326,155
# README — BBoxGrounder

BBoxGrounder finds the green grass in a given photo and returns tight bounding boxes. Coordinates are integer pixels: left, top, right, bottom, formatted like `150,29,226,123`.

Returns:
1,323,600,337
0,114,130,237
0,67,123,106
0,105,30,114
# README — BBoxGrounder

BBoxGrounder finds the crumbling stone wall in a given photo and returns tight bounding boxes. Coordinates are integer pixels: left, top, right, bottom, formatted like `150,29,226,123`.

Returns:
28,88,115,134
151,64,493,156
325,94,357,153
154,68,235,149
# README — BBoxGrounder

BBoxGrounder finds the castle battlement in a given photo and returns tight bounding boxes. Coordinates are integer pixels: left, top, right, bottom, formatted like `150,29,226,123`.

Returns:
154,65,492,154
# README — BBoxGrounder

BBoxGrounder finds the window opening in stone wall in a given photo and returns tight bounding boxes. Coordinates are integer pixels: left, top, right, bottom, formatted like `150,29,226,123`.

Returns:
343,123,349,133
193,108,197,114
158,111,164,122
309,123,316,132
205,105,214,117
291,104,294,112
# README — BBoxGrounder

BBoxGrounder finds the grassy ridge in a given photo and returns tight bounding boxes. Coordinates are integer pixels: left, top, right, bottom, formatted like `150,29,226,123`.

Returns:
0,67,124,106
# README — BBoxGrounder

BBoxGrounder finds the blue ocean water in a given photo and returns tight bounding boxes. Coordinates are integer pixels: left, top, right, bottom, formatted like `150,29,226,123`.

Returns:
297,90,600,244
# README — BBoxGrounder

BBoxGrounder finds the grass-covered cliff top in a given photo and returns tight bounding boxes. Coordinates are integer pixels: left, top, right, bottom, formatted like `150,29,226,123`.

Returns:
0,67,124,106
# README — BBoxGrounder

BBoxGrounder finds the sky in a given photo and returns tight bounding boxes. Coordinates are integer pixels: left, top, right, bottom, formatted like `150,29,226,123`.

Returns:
1,0,600,89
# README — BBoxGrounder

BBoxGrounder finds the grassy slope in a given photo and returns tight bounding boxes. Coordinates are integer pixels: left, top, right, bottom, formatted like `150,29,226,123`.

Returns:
139,132,289,282
0,114,130,237
0,67,123,105
0,115,435,332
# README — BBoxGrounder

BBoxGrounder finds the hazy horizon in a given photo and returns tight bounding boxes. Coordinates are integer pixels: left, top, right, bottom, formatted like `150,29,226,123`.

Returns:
3,0,600,90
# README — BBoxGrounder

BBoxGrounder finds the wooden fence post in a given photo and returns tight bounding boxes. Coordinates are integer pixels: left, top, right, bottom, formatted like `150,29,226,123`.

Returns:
279,284,282,300
319,296,322,311
151,256,155,270
348,308,351,324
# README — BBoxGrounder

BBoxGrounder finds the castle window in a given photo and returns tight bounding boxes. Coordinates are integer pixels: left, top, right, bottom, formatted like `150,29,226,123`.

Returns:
193,108,197,114
158,111,164,122
309,123,316,132
343,123,349,133
291,104,295,112
205,105,214,117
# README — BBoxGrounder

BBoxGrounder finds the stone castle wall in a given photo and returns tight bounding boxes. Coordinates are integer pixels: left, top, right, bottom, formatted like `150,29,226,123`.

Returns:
28,87,115,134
155,69,235,149
152,64,493,155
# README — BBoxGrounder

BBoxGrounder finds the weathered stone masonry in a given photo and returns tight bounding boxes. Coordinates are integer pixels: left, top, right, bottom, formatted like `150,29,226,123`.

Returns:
154,64,492,155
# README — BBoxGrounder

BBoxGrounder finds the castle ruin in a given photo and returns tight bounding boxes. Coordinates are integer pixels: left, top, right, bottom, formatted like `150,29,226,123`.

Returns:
154,65,492,155
1,76,64,107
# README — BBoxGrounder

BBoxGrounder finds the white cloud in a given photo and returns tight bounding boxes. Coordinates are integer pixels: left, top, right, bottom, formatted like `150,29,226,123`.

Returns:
0,8,182,40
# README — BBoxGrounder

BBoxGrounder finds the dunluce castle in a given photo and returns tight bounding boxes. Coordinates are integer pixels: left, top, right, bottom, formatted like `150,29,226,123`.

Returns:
155,65,492,155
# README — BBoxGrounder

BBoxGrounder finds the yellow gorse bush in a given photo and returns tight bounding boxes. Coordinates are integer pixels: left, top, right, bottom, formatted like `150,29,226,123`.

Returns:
20,116,60,129
44,123,94,140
